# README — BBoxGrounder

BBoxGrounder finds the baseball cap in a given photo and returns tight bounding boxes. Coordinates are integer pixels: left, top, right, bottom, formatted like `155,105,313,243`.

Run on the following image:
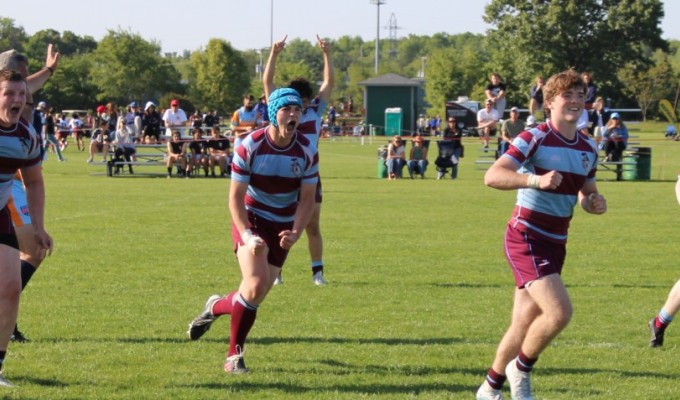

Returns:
129,101,138,108
170,99,179,106
610,112,620,119
510,106,519,112
37,101,46,110
526,115,537,127
96,105,107,114
145,101,156,111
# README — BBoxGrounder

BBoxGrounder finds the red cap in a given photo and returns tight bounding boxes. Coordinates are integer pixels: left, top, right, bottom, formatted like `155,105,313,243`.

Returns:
96,105,106,113
170,99,179,106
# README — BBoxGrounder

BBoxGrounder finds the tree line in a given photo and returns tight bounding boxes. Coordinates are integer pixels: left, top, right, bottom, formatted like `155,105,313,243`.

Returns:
2,0,679,121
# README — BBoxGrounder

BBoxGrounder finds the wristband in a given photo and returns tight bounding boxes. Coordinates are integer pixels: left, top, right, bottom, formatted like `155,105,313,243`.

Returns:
527,174,541,189
45,66,54,76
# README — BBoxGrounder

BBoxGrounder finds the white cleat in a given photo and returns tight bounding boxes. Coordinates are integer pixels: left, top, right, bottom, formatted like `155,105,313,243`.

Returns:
506,359,534,400
476,382,504,400
312,271,327,286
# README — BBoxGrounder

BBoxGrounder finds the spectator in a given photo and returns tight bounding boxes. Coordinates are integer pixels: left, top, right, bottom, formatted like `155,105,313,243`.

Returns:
162,99,188,138
124,102,142,139
603,112,628,163
328,105,336,126
525,115,538,129
529,76,544,117
437,118,464,179
407,136,428,179
386,136,406,180
255,96,269,126
477,99,499,151
112,117,136,174
190,109,203,129
43,107,64,162
347,96,354,114
499,106,525,155
87,121,111,163
207,126,231,177
188,128,209,177
485,72,507,119
69,112,85,152
106,102,119,132
589,96,611,149
231,94,262,147
166,130,188,178
142,101,162,144
94,105,109,131
203,110,220,128
582,71,597,110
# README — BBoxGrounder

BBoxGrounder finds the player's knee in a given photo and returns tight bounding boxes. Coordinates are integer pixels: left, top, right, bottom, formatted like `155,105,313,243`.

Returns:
0,276,21,301
549,304,573,330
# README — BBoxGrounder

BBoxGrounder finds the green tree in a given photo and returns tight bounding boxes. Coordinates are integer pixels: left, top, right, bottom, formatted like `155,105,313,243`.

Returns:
91,29,182,105
618,49,674,120
483,0,667,105
39,54,98,110
189,38,250,114
0,17,27,52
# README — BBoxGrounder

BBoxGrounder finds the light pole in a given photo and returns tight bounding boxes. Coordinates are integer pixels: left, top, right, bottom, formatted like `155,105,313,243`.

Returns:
419,56,427,78
270,0,274,48
370,0,386,75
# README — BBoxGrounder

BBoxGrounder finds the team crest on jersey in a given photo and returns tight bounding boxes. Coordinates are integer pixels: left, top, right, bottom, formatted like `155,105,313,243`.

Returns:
581,152,590,172
20,205,30,217
290,158,302,177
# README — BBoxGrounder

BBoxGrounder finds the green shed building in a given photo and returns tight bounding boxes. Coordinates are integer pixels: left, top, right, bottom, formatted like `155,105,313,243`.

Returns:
358,73,423,136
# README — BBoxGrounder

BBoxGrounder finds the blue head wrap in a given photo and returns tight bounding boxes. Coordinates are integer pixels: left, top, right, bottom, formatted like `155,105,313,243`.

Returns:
267,88,302,127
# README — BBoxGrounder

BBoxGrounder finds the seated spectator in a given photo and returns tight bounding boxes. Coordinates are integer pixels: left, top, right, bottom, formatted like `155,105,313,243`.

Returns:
603,112,629,162
589,97,611,148
188,128,209,177
87,121,111,163
437,118,464,180
142,101,162,144
166,130,188,178
667,125,678,140
499,106,524,155
477,99,499,151
386,136,406,180
407,136,428,179
112,117,136,174
206,126,231,177
525,115,538,129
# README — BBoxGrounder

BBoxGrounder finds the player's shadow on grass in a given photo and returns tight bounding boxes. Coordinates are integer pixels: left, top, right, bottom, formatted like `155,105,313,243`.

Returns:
180,380,477,396
226,336,468,346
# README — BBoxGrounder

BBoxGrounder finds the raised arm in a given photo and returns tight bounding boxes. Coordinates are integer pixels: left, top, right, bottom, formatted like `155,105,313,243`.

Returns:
263,35,287,99
27,43,60,95
316,35,334,104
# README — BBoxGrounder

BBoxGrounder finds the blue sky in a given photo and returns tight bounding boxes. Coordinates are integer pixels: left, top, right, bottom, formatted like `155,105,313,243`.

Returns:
6,0,680,54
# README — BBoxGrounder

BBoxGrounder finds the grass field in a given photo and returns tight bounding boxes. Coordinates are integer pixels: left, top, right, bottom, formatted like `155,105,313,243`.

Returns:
3,122,680,399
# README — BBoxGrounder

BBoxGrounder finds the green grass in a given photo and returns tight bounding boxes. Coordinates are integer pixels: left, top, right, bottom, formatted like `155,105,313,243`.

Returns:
4,122,680,399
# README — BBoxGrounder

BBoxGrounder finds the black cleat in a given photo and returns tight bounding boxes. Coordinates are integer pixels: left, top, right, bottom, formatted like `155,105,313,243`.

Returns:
648,318,665,347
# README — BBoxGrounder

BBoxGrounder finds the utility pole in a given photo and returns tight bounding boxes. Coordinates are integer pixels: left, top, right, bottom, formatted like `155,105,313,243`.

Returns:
370,0,386,75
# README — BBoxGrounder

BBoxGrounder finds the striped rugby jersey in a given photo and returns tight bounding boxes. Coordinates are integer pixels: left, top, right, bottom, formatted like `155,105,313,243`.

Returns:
297,97,327,147
502,121,599,243
232,127,319,223
0,117,41,209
